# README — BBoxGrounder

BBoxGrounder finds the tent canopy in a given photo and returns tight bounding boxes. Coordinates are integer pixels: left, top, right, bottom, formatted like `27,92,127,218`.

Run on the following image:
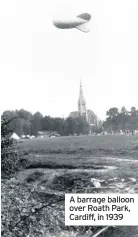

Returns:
10,133,20,140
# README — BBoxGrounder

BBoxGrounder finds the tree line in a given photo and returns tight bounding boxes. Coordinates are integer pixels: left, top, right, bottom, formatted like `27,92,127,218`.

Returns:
103,106,138,132
1,109,90,136
2,106,138,137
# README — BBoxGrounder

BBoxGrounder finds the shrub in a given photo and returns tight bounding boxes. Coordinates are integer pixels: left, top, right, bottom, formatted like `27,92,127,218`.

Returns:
1,118,21,177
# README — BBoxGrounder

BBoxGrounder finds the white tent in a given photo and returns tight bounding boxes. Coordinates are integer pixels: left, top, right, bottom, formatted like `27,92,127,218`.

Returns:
10,133,20,140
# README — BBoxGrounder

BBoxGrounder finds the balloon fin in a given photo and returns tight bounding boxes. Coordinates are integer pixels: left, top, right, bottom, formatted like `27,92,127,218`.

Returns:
77,13,91,21
76,22,91,33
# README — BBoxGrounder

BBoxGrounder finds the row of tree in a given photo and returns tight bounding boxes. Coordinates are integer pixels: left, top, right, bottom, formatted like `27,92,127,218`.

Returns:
103,106,138,132
2,109,90,136
2,106,138,136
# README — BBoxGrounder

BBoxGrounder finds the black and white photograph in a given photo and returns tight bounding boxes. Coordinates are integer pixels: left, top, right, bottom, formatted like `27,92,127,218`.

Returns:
1,0,138,236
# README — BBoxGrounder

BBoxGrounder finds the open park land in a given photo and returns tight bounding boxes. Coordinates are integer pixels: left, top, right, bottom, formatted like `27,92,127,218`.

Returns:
1,134,138,237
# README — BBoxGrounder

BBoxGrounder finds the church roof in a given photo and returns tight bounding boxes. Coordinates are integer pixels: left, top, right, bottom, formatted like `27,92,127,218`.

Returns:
69,111,78,118
69,110,97,118
87,109,97,117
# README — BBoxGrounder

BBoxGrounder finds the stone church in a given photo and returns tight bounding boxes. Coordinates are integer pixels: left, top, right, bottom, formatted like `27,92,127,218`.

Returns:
69,81,98,126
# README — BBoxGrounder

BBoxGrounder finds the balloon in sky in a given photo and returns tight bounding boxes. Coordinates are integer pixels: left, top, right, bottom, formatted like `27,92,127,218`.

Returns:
53,13,92,33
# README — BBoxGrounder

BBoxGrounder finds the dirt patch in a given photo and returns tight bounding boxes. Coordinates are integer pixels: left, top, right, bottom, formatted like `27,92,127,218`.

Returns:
50,173,89,191
25,171,44,183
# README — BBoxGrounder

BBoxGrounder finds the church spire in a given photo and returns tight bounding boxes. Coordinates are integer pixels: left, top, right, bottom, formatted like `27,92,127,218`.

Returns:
78,80,87,117
80,80,83,96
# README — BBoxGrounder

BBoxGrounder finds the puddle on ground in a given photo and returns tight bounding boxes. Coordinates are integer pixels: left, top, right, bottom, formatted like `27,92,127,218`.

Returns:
16,166,138,196
17,165,117,183
103,157,138,162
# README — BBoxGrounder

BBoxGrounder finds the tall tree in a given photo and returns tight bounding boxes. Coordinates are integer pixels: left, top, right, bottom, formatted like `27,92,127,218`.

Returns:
106,107,119,119
42,116,54,131
31,112,43,135
130,107,137,117
121,106,128,115
66,117,78,135
76,116,90,134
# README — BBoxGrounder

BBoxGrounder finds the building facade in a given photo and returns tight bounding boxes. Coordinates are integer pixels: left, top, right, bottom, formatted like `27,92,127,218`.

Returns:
69,81,99,126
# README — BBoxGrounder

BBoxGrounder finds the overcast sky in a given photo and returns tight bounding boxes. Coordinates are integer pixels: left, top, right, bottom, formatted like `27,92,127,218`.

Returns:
0,0,138,120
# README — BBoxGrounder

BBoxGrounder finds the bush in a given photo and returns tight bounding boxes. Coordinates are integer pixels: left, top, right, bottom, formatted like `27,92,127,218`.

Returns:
1,118,21,177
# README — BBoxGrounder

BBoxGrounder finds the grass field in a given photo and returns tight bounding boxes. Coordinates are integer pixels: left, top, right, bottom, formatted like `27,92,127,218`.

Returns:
17,134,138,181
2,134,138,237
18,134,138,150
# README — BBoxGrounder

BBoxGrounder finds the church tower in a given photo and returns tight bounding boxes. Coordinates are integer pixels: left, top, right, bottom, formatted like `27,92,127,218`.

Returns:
78,81,87,118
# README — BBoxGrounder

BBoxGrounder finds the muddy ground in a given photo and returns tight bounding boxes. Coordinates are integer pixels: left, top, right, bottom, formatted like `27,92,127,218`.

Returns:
1,135,138,237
